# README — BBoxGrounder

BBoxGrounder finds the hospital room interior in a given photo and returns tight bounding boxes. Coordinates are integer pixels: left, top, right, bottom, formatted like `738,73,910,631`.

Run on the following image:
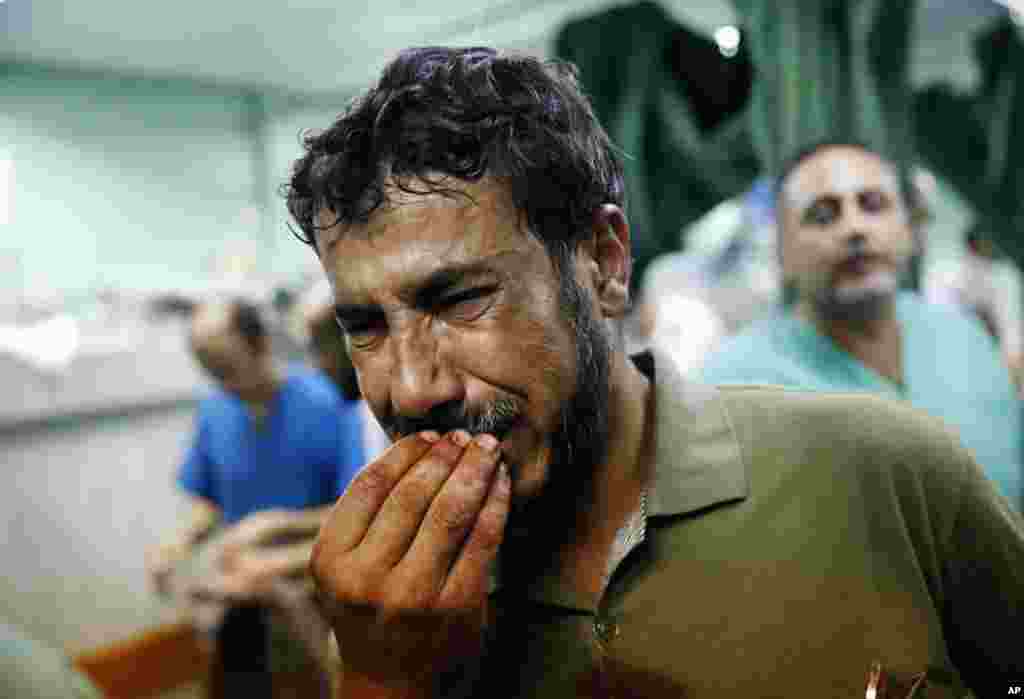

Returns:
2,0,1023,697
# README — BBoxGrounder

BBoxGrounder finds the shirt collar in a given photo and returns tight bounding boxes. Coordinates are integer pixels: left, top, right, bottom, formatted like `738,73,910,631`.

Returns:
639,347,748,518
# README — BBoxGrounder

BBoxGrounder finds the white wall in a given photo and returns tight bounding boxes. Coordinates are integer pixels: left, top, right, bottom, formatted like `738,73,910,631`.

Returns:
261,97,351,284
0,64,267,300
0,64,330,655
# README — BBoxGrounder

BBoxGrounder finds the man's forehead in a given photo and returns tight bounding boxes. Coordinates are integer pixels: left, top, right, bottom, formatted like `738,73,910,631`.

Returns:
318,177,541,303
784,147,901,208
314,177,517,253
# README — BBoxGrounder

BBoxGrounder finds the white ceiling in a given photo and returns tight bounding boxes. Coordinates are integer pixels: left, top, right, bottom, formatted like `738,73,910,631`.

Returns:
1,0,735,95
0,0,1010,97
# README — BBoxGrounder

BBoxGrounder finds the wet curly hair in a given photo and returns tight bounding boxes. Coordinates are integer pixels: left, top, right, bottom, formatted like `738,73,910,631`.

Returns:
284,46,626,275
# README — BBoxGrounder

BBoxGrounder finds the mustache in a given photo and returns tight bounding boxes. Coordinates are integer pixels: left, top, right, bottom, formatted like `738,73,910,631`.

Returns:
832,248,890,273
835,235,888,264
384,397,521,440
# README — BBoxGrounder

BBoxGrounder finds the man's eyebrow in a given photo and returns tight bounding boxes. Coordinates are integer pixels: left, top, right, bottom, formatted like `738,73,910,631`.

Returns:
408,261,498,307
333,302,383,328
333,258,504,325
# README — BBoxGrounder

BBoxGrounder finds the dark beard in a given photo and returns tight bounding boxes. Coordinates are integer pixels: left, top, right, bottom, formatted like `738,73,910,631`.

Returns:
812,284,892,325
811,250,902,325
459,277,614,699
497,273,612,591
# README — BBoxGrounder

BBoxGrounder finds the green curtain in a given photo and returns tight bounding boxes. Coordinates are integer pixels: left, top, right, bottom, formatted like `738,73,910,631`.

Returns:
554,0,759,290
733,0,916,178
915,17,1024,266
555,1,1022,275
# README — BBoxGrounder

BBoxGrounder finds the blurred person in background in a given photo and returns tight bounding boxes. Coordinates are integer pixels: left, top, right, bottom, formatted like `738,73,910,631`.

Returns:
926,225,1024,393
144,298,364,698
699,142,1022,508
187,280,395,693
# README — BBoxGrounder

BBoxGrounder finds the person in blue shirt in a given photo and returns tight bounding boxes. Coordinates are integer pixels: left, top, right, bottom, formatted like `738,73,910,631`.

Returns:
698,142,1022,510
145,298,364,698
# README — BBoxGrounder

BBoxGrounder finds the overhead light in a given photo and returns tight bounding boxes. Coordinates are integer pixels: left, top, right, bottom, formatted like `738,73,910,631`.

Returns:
993,0,1024,23
714,25,741,58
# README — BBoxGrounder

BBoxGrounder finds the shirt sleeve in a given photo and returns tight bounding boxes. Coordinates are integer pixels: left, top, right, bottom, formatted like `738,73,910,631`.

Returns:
177,408,216,502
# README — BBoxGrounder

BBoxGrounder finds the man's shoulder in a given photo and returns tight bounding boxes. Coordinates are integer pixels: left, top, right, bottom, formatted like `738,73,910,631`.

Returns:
899,291,992,340
282,366,345,409
195,389,240,422
716,383,950,440
697,316,803,384
713,384,970,487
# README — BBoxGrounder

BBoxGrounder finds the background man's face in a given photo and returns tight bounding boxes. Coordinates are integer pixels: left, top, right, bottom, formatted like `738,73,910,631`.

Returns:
192,328,265,401
780,146,915,319
314,177,609,504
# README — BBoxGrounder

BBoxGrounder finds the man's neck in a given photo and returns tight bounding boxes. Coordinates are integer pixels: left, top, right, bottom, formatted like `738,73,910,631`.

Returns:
563,351,654,605
797,297,904,385
244,362,285,420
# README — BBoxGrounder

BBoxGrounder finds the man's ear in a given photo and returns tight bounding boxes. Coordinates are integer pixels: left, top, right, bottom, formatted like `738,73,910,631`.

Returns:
585,204,632,318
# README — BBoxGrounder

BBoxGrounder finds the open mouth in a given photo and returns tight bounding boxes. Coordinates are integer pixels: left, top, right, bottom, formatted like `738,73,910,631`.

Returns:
837,254,875,274
833,254,889,283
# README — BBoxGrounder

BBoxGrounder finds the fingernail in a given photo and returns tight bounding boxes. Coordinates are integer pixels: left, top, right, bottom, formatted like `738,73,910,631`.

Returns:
450,430,471,448
475,433,499,452
419,431,441,443
498,462,511,488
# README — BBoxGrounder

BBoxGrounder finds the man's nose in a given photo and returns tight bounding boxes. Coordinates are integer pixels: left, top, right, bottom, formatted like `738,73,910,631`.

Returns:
843,232,869,255
389,323,463,418
838,200,876,248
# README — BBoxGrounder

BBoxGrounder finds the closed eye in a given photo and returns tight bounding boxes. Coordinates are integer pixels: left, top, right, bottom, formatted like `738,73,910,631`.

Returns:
436,285,499,310
335,310,387,349
804,197,840,226
335,283,500,349
433,285,500,323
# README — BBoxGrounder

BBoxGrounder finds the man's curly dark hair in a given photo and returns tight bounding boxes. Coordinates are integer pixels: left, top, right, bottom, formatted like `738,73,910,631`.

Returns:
284,46,626,276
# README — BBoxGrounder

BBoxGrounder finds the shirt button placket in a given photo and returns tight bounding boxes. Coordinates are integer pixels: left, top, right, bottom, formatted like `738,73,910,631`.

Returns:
594,617,621,646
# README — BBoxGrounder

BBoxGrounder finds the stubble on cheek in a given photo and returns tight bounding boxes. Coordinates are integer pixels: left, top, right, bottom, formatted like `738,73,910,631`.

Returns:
494,303,575,495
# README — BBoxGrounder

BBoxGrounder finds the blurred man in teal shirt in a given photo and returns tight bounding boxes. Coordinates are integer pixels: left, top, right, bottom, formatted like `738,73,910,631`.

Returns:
699,142,1022,508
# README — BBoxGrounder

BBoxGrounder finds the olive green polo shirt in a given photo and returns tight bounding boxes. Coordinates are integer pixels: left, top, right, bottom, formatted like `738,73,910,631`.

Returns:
467,350,1024,698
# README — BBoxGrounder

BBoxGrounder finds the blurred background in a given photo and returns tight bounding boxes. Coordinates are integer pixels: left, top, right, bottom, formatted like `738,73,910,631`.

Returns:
2,0,1023,696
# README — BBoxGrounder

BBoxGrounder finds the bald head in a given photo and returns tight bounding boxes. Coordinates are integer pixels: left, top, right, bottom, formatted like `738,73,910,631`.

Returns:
191,300,267,354
190,302,233,348
777,143,905,225
190,300,272,399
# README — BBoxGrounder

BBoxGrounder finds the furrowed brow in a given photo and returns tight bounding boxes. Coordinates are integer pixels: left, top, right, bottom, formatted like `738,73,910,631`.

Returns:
408,262,498,308
333,254,510,326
